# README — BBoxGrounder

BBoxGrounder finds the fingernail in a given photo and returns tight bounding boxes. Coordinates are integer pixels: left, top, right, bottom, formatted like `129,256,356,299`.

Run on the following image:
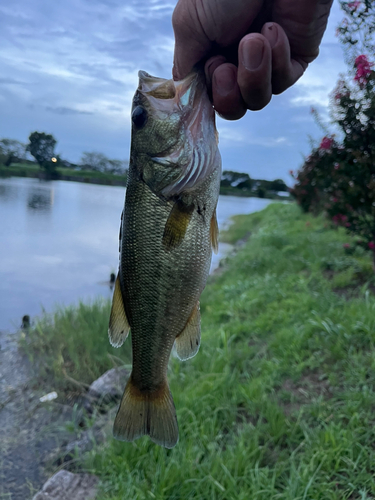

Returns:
265,24,278,48
213,67,236,96
241,38,264,71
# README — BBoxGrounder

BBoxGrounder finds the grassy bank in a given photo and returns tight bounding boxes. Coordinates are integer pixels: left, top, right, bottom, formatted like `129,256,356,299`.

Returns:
1,163,290,197
0,163,127,186
23,203,375,498
219,185,290,200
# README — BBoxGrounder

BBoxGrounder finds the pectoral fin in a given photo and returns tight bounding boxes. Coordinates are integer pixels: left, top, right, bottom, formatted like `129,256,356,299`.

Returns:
108,275,130,348
162,199,194,250
210,209,219,254
175,302,201,361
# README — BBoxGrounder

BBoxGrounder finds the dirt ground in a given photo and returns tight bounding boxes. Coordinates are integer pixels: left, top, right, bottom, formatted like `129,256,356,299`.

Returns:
0,330,79,499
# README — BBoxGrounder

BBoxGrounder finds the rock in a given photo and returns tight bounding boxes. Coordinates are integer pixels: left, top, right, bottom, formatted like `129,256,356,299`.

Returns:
88,367,129,403
55,406,117,466
32,470,98,500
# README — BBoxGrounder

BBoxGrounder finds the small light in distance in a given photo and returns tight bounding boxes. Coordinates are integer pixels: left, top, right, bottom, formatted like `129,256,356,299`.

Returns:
51,157,57,162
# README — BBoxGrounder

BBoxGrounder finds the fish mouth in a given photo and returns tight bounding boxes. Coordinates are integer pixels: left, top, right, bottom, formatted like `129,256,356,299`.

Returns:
137,70,207,111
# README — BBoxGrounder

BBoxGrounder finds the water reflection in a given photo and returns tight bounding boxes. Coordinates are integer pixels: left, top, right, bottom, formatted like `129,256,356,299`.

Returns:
27,185,54,212
0,183,17,202
0,177,272,332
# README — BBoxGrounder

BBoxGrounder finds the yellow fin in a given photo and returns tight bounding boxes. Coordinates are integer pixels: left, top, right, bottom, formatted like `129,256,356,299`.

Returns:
210,209,219,254
162,199,194,250
113,376,178,449
175,302,201,361
108,274,130,348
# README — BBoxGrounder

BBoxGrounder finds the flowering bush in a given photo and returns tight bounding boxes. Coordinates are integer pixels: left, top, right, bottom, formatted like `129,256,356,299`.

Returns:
348,0,360,10
320,136,334,150
354,54,373,88
292,0,375,264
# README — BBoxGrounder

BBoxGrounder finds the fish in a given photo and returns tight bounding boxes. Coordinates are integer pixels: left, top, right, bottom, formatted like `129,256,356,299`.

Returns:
108,69,221,448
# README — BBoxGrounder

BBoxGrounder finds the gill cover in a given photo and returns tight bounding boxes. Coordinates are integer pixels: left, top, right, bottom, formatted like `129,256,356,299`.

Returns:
135,70,220,197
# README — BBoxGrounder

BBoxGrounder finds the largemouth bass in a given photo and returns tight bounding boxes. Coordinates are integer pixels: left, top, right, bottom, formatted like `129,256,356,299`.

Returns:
108,69,221,448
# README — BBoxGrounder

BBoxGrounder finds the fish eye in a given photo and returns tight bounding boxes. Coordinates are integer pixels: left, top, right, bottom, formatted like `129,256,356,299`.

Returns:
132,106,148,129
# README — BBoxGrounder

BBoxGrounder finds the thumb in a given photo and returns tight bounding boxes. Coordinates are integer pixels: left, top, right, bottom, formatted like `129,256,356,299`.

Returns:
172,1,212,80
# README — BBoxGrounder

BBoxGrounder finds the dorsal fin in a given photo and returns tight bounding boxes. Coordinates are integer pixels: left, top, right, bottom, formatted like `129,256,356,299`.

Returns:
108,274,130,347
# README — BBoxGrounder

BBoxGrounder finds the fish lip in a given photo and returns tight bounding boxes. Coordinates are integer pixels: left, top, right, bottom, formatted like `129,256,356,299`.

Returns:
138,71,168,92
137,70,206,109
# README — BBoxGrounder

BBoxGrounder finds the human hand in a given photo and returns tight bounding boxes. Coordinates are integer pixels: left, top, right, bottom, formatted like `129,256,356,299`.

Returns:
172,0,334,119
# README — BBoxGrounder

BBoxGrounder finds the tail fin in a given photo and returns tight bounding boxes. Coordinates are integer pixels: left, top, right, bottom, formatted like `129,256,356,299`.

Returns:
113,376,179,449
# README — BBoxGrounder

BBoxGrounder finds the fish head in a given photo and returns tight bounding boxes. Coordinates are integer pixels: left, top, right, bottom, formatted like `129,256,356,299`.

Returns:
130,70,220,197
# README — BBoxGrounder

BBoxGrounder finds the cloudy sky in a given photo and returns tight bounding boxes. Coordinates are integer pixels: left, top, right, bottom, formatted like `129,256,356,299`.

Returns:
0,0,348,183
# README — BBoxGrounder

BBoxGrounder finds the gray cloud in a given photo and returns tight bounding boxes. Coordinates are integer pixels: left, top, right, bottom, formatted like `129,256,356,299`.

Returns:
45,106,94,115
0,0,347,181
0,78,27,85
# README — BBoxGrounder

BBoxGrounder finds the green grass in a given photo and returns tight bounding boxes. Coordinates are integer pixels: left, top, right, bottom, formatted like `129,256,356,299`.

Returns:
0,163,127,186
0,162,40,178
20,300,131,392
55,166,127,185
23,203,375,498
219,185,291,200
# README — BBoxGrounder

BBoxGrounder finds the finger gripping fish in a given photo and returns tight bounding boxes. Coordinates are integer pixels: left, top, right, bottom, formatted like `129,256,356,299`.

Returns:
108,69,221,448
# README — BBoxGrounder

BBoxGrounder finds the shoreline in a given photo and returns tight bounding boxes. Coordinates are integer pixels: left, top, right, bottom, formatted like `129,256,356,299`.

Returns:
3,203,375,498
0,209,257,499
0,165,291,200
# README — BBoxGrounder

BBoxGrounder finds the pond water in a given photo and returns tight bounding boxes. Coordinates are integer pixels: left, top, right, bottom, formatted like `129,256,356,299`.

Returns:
0,177,271,331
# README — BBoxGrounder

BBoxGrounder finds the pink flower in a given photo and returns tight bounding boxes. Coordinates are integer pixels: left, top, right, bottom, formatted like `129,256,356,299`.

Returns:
341,18,349,28
343,243,351,249
348,1,360,10
354,54,373,87
332,214,347,225
345,222,351,227
320,136,334,150
368,242,375,250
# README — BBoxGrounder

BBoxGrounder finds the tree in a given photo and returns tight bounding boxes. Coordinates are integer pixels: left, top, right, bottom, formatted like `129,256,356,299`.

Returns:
26,132,57,175
221,171,252,189
0,138,28,166
80,152,128,175
292,0,375,263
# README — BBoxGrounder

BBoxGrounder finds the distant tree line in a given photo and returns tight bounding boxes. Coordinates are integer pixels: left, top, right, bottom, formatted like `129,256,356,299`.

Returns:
0,131,128,179
0,138,29,166
221,170,288,197
0,132,289,193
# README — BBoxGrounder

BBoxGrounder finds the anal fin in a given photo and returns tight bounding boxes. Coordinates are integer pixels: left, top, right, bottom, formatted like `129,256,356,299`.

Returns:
175,302,201,361
108,274,130,348
210,208,219,254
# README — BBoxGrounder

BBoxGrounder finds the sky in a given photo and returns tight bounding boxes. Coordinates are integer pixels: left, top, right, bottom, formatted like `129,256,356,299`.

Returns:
0,0,348,183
